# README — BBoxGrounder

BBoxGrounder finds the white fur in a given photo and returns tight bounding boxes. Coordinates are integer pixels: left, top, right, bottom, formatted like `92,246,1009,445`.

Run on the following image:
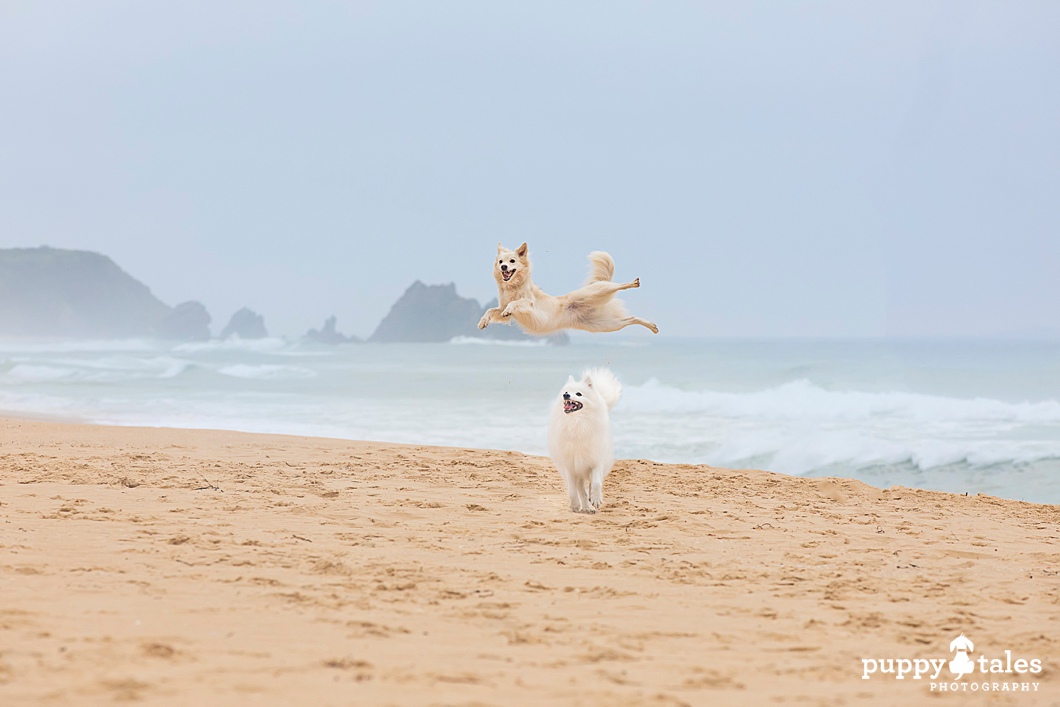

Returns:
548,368,622,514
478,243,658,335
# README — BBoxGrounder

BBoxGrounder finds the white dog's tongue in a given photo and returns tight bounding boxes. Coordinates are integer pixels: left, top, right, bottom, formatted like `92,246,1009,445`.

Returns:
563,400,582,413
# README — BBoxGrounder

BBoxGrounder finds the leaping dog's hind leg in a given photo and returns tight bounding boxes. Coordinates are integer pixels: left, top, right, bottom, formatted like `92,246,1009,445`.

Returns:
620,316,659,334
582,278,641,299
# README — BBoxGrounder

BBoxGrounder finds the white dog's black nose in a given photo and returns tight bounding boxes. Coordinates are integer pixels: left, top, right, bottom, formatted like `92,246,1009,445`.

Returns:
562,392,570,400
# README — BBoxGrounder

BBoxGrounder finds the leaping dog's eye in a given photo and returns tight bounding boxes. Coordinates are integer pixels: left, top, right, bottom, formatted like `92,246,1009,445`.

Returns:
510,259,515,263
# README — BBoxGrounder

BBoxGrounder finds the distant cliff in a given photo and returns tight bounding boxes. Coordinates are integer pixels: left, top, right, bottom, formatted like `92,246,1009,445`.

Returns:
368,281,568,344
0,247,179,338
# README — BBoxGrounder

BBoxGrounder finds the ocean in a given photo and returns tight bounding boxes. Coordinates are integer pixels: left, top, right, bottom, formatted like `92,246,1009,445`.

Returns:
1,335,1058,505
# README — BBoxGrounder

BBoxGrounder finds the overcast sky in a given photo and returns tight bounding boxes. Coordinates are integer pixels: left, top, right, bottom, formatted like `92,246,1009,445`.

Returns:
1,2,1057,338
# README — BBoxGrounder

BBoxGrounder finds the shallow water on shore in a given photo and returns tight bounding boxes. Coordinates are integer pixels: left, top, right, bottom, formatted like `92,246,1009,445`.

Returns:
2,335,1058,504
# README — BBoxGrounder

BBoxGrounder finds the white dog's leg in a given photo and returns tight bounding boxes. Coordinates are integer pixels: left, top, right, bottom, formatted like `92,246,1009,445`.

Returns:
570,475,594,513
589,466,606,511
567,481,583,513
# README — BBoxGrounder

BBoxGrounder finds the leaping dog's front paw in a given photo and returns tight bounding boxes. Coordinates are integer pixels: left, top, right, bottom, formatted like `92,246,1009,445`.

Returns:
477,315,490,330
632,277,640,288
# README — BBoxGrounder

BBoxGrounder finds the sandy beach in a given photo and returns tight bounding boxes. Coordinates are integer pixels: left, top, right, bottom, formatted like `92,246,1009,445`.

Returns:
1,417,1057,705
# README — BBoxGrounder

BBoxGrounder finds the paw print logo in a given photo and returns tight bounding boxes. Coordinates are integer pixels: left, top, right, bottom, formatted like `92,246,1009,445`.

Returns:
948,633,975,679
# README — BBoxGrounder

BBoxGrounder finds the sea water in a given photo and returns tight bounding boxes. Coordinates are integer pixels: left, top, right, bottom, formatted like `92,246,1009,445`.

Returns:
1,336,1058,504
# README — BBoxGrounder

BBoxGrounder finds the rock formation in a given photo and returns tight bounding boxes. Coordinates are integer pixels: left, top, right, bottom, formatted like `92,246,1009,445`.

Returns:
304,316,358,344
221,308,268,339
156,301,211,341
369,281,482,343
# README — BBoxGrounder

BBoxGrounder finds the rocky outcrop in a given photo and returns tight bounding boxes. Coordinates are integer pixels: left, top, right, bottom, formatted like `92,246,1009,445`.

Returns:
156,301,211,341
304,316,358,345
0,246,172,338
367,282,569,344
221,308,268,340
369,281,482,343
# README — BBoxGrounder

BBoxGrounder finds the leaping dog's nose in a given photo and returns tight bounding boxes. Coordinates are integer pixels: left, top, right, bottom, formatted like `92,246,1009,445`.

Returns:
500,264,508,271
562,392,570,400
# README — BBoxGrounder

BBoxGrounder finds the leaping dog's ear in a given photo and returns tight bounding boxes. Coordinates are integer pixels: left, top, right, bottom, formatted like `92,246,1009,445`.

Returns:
516,242,528,258
497,242,505,253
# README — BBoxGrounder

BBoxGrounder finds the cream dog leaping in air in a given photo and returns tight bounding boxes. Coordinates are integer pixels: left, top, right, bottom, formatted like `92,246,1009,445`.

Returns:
478,243,658,336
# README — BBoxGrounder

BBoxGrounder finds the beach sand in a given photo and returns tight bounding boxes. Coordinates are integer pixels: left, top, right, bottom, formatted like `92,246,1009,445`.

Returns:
1,417,1057,705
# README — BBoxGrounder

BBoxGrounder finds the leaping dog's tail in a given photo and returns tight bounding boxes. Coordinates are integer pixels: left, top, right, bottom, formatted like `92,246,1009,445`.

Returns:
585,251,615,284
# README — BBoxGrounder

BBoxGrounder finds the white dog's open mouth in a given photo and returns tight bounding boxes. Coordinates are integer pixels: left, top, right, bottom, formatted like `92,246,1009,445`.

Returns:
501,269,515,282
563,400,583,414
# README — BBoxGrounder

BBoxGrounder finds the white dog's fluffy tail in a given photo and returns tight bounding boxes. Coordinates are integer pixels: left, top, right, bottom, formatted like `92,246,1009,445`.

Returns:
583,367,621,410
585,251,615,284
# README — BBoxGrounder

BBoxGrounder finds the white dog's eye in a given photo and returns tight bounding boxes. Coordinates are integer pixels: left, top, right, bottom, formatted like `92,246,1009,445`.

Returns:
576,392,581,396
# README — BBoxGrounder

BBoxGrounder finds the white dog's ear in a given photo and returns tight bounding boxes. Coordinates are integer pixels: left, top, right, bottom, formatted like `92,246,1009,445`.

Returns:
516,242,528,258
567,375,576,385
584,374,593,388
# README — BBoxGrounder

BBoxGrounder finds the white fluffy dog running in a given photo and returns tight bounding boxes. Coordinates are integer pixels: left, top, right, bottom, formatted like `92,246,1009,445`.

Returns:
478,243,658,335
548,368,622,514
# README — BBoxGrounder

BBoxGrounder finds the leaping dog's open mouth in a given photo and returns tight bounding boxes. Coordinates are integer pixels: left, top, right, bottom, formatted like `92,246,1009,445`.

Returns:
563,400,583,414
501,269,515,282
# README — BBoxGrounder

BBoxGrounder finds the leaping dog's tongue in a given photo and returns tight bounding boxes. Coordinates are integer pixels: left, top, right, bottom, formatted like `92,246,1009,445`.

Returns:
502,269,515,281
563,400,582,413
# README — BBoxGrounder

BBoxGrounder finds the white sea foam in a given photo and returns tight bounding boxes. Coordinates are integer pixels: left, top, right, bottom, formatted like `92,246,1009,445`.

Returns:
173,337,291,354
623,378,1060,423
2,364,81,383
449,336,548,347
1,357,192,384
216,364,317,380
0,338,158,354
618,378,1060,475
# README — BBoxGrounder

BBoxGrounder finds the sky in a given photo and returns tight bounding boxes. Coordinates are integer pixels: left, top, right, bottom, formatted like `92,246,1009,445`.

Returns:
1,1,1058,339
